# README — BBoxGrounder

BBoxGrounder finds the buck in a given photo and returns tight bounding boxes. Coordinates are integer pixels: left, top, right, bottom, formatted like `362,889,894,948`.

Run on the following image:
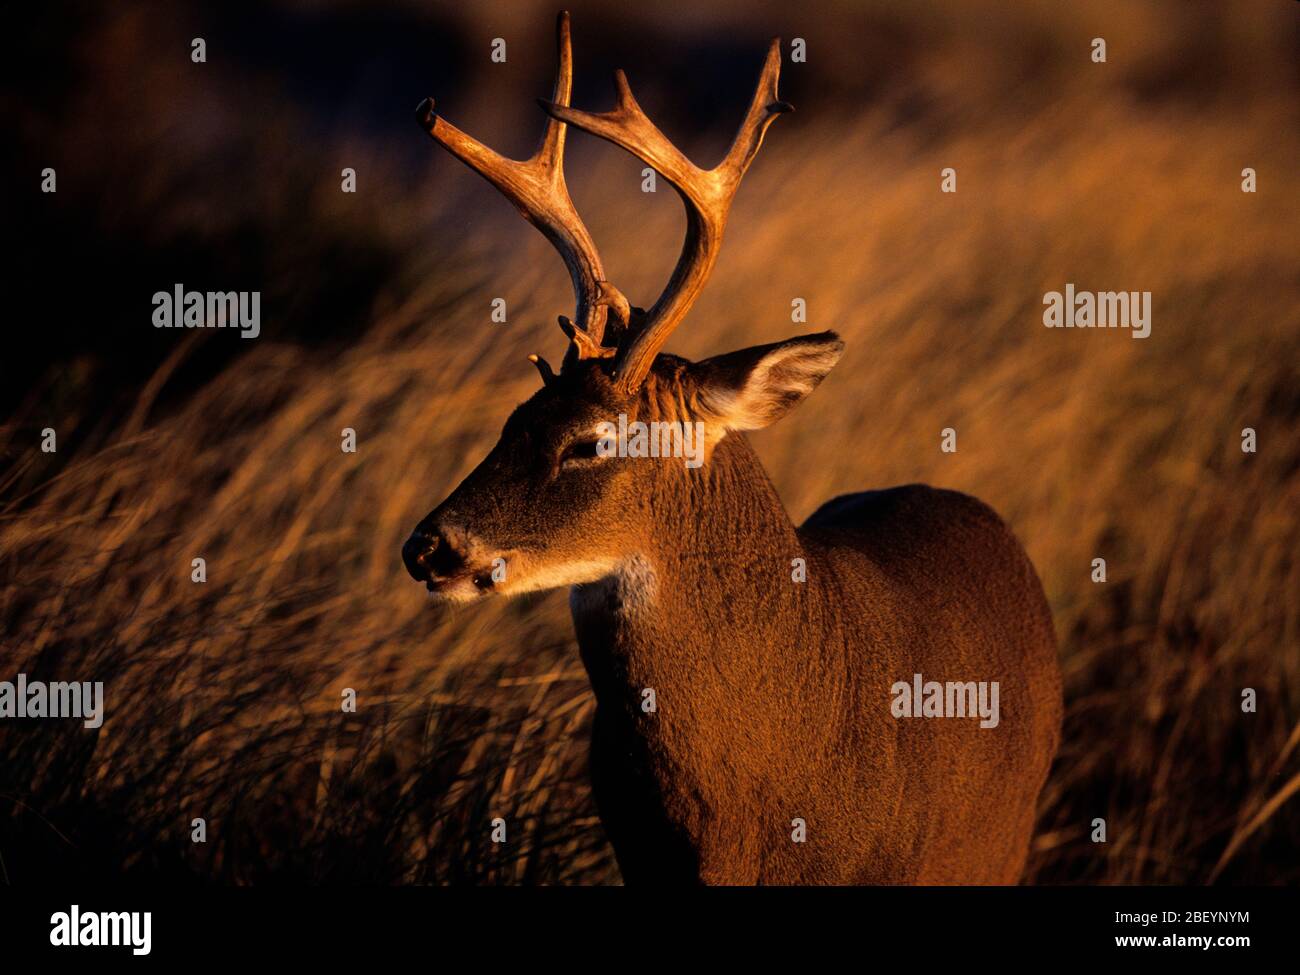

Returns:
404,12,1062,885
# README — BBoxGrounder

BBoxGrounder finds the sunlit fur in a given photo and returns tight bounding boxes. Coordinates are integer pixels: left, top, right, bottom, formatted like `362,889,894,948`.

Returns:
407,333,1063,884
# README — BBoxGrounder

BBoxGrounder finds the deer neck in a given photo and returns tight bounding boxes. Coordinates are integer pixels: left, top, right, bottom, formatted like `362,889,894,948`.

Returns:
569,432,827,714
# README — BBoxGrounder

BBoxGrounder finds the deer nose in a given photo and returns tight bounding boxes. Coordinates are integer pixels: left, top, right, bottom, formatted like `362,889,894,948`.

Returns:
402,529,467,582
402,531,438,581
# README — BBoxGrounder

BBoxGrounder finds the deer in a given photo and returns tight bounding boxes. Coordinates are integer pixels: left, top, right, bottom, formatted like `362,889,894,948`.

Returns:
403,12,1062,885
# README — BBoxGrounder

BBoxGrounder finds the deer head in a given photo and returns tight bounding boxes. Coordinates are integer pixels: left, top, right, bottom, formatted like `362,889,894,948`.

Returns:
403,11,844,602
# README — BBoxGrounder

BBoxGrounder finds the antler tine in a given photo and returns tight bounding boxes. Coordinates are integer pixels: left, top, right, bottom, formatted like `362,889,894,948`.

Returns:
527,353,558,386
542,37,791,392
416,11,628,356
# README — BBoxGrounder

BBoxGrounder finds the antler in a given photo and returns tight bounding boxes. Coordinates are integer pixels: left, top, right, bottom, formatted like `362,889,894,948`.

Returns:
542,37,791,392
416,11,629,360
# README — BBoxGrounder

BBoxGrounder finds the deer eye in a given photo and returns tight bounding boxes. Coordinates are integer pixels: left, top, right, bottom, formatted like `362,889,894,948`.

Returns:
560,438,606,470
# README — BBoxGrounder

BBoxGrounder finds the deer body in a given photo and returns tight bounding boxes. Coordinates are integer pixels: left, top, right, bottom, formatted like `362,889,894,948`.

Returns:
570,419,1059,885
404,13,1063,885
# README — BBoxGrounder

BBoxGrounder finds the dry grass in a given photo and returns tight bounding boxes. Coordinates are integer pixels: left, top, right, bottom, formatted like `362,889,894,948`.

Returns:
0,0,1297,884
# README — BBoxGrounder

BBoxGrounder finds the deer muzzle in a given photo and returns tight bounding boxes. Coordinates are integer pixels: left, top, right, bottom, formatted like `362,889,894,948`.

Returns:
403,529,460,582
402,526,501,598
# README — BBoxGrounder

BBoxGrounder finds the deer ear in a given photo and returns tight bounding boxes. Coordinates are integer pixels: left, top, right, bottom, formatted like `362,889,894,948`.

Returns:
693,331,845,432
